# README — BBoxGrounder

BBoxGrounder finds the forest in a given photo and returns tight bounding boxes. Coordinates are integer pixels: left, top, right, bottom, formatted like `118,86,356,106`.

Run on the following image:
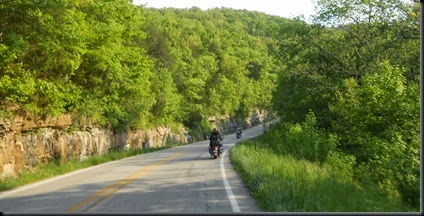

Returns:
0,0,280,133
0,0,420,210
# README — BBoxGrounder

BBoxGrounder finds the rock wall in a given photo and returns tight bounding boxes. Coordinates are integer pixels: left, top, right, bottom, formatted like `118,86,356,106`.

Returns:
0,109,274,180
214,109,276,134
0,115,188,180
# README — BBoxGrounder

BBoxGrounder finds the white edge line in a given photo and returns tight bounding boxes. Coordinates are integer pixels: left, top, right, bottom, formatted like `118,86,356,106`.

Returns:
0,143,197,198
0,154,138,198
220,145,241,212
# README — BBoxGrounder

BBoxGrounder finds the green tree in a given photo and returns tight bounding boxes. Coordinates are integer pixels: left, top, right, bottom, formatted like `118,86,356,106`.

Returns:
272,0,419,208
0,0,88,117
141,7,280,126
329,61,419,207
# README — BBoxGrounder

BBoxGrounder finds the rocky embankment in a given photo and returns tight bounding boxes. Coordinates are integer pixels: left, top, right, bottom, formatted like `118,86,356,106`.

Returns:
0,114,188,180
0,110,274,180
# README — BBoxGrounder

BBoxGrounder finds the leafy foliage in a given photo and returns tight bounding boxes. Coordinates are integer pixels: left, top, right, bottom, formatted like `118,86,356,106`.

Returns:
140,7,280,129
272,0,419,209
329,61,419,207
1,1,280,130
231,137,407,212
271,111,338,164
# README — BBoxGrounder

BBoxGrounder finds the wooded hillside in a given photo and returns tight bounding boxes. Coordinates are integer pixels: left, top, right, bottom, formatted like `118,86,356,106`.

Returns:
0,0,281,132
0,0,420,210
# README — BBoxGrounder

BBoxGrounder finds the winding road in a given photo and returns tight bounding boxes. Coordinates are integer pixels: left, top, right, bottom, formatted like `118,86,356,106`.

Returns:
0,123,268,213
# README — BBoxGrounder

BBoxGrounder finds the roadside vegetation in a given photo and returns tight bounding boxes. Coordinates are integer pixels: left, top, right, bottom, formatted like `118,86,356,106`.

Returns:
230,127,414,212
0,143,182,193
263,0,420,211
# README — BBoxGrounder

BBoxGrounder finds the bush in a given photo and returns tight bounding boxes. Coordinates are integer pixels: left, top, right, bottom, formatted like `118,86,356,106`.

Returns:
323,151,356,184
273,111,337,164
230,139,407,212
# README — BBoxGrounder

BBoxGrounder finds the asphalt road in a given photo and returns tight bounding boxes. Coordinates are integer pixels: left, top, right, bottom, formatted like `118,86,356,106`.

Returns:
0,123,269,213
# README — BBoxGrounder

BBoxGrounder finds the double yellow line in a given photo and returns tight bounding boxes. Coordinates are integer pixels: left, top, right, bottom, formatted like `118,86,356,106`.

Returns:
67,151,186,212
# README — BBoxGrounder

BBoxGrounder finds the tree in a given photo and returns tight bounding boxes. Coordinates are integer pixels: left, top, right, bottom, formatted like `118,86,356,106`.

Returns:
329,61,419,207
0,0,89,117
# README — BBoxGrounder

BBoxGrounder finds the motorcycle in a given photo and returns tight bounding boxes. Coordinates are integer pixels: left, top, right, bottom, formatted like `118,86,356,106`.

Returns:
209,138,223,159
236,130,242,139
210,143,220,159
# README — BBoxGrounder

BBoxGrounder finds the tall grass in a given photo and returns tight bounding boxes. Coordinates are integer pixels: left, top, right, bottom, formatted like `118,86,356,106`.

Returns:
230,139,408,212
0,144,181,193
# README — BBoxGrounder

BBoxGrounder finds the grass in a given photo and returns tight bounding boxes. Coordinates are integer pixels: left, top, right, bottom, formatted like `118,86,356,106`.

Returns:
230,138,410,212
0,143,183,193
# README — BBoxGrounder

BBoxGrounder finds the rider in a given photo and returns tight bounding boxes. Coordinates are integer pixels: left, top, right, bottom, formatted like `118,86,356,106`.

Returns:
236,127,242,135
209,128,223,154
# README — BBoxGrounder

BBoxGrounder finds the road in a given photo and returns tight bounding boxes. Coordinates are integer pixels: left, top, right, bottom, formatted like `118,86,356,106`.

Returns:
0,123,268,213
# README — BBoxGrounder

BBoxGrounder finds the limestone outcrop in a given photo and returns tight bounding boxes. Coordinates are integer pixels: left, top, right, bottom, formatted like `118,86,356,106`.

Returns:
0,115,188,180
0,109,273,180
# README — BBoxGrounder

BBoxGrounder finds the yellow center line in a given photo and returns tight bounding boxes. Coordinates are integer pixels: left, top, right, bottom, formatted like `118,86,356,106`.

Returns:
67,151,186,213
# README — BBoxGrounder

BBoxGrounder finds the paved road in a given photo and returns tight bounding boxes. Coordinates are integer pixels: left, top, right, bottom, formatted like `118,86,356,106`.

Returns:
0,123,269,213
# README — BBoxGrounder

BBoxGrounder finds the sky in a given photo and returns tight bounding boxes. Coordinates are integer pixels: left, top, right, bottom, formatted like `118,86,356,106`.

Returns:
132,0,318,21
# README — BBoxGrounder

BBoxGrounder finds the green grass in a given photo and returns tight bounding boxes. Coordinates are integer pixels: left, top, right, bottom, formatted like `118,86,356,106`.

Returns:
230,138,409,212
0,143,183,193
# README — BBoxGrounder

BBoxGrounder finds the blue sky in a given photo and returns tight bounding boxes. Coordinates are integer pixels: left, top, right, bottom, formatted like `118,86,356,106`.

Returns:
132,0,317,21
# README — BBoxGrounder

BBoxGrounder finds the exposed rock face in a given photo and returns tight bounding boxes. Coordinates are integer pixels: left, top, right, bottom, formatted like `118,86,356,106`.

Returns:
0,109,273,180
215,109,276,134
0,115,188,180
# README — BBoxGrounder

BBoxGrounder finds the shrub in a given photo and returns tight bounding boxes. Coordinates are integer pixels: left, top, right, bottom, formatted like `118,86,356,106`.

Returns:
273,111,337,164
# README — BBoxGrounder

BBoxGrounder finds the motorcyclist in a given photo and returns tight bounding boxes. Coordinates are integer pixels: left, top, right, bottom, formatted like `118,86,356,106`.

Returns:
236,127,242,138
236,127,242,135
209,128,223,154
